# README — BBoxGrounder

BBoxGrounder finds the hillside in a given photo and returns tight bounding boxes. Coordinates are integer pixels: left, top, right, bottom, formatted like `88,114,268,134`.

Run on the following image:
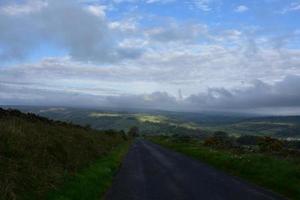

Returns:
218,116,300,139
8,106,300,139
8,106,208,138
0,108,128,199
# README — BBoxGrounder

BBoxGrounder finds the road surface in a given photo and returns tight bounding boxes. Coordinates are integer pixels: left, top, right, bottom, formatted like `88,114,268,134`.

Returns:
105,139,284,200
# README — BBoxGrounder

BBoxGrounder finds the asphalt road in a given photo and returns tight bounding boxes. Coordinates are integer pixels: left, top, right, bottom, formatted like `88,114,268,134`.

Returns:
105,139,285,200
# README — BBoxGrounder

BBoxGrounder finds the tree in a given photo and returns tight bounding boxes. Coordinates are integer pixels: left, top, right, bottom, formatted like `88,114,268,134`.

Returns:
120,130,128,140
237,135,259,146
128,126,139,137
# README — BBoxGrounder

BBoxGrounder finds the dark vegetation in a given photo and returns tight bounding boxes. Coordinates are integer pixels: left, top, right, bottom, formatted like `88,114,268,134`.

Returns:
203,131,300,152
150,133,300,199
0,108,129,200
128,126,140,138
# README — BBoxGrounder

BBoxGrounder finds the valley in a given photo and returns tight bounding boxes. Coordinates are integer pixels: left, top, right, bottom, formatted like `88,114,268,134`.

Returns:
7,106,300,140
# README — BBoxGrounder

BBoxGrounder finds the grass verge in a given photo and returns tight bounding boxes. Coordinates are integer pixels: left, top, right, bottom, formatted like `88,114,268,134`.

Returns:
0,108,130,200
47,142,130,200
150,137,300,200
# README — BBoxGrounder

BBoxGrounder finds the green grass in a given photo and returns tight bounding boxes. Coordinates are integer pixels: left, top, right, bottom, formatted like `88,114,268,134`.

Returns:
47,142,130,200
151,137,300,200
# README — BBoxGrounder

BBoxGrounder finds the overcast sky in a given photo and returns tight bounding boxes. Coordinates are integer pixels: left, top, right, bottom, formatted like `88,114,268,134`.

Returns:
0,0,300,114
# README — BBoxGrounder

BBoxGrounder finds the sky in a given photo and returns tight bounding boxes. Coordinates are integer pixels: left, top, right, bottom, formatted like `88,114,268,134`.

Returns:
0,0,300,115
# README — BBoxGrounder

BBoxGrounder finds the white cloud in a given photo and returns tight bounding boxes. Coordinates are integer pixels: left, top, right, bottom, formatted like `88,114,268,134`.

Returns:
281,2,300,14
0,0,142,63
0,0,47,16
112,0,138,4
1,0,300,114
85,5,106,18
145,0,175,4
235,5,249,13
189,0,221,11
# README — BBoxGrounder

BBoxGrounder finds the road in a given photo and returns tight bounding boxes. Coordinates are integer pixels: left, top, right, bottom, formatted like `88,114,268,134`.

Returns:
105,139,284,200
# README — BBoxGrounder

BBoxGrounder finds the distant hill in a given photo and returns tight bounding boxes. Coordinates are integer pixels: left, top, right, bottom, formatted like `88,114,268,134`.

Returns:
3,106,300,139
225,116,300,138
0,108,126,199
5,106,209,137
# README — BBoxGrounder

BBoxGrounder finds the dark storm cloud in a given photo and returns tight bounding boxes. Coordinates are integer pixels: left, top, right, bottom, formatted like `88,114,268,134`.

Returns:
3,75,300,114
186,75,300,110
105,75,300,113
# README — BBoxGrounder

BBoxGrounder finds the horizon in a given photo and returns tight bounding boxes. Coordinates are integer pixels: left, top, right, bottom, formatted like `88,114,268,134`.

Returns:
3,104,300,117
1,0,300,114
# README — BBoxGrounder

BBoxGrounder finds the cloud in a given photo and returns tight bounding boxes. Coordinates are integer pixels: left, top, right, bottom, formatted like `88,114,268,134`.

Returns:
183,75,300,114
106,91,178,110
146,23,208,43
1,0,300,115
85,5,106,18
3,75,300,114
235,5,249,13
0,82,108,107
106,75,300,114
1,38,300,99
281,2,300,14
145,0,176,4
0,0,142,63
111,0,175,4
113,0,138,3
189,0,222,11
0,0,47,16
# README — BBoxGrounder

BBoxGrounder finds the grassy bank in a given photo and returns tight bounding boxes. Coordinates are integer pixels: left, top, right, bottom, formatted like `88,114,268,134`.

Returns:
150,137,300,200
0,108,129,200
47,142,130,200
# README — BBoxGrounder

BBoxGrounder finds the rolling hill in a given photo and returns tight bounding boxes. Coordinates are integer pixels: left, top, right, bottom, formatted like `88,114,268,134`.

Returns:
5,106,300,139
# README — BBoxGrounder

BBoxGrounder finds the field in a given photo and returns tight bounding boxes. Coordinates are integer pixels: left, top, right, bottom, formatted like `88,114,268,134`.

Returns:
7,106,300,139
8,106,207,137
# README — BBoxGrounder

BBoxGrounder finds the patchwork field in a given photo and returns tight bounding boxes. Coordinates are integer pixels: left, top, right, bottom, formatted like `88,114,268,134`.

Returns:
8,106,300,139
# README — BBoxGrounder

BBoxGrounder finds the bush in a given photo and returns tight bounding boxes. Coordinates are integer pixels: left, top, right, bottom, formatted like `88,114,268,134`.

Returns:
258,137,284,152
213,131,229,139
237,135,259,146
204,131,234,149
285,140,300,150
172,135,193,143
